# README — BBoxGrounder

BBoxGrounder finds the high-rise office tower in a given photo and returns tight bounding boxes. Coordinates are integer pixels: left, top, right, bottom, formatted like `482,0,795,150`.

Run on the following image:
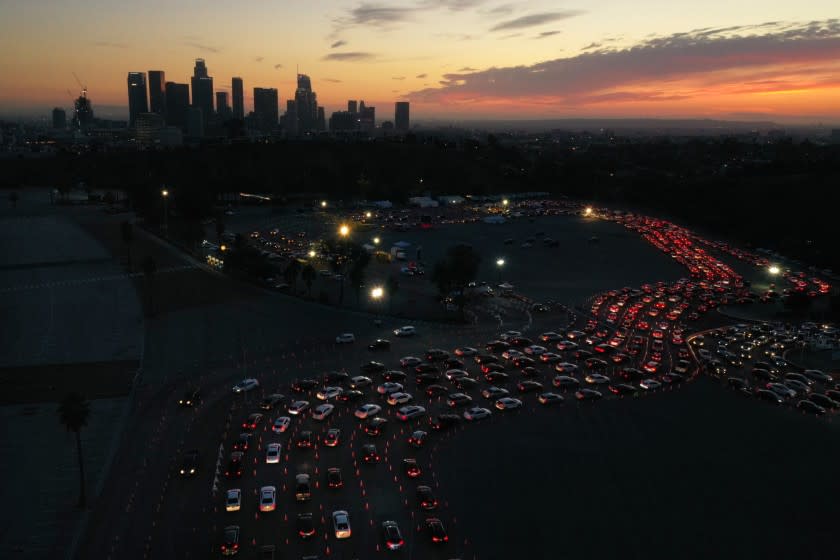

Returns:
231,77,244,119
348,100,357,113
395,101,409,131
186,107,204,138
216,92,230,117
148,71,166,115
127,72,149,127
190,58,213,126
73,89,94,130
316,107,326,132
294,73,318,134
284,100,298,135
359,100,366,111
253,88,279,132
52,107,66,129
359,105,375,132
164,82,190,129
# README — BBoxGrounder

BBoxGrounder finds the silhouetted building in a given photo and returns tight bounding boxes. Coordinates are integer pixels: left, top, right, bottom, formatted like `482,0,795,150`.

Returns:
216,92,230,118
253,87,279,133
148,70,166,115
381,120,394,131
316,107,326,132
329,111,356,132
231,77,244,120
294,73,318,134
164,82,189,129
52,107,66,130
395,101,409,131
831,129,840,144
358,102,375,132
284,100,298,135
186,107,204,138
190,58,213,127
127,72,148,127
135,112,165,144
348,100,357,113
73,90,94,130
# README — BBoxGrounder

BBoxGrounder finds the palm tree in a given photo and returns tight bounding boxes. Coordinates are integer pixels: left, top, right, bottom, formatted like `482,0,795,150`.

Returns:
386,275,399,313
142,255,157,316
120,221,134,272
58,392,91,509
284,259,302,293
301,264,316,297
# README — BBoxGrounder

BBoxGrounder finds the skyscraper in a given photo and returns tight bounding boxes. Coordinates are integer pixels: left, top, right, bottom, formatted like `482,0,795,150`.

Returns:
359,104,375,132
73,89,94,130
127,72,149,127
165,82,189,129
190,58,213,126
284,100,298,136
316,107,326,132
395,101,410,132
348,100,357,113
253,87,279,133
232,77,244,120
294,73,318,134
216,92,230,117
52,107,66,129
148,71,166,115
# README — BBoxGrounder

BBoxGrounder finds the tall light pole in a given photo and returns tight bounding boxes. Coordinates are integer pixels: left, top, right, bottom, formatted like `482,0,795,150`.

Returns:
161,188,169,233
496,258,505,283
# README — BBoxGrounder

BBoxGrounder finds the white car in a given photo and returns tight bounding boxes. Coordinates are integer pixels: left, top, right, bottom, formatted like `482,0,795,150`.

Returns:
288,400,310,415
225,488,242,512
454,346,477,357
333,510,352,539
555,362,578,373
397,405,426,421
335,333,356,344
232,378,260,393
495,397,523,410
640,379,662,390
524,345,547,356
265,443,282,464
350,376,372,389
482,386,509,399
585,373,611,385
499,330,522,341
272,416,291,433
502,349,523,360
377,382,404,395
463,406,492,421
354,403,382,419
317,386,344,400
312,403,335,420
393,326,416,337
259,486,276,512
387,392,413,405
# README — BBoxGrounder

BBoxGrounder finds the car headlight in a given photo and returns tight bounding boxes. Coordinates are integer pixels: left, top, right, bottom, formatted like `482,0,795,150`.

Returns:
180,469,185,474
190,468,195,474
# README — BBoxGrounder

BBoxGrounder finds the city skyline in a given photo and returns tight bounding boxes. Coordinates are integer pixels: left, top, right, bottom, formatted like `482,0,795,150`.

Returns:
1,1,839,123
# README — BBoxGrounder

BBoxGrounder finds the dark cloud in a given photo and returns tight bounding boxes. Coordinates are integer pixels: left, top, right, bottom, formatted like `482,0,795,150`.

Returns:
393,76,406,80
255,56,264,62
324,78,343,83
331,40,348,48
273,63,283,70
409,20,840,105
483,3,514,17
322,51,377,62
416,73,428,78
92,41,128,49
491,11,584,32
458,66,477,72
582,42,601,50
184,42,220,53
336,4,414,29
535,30,562,39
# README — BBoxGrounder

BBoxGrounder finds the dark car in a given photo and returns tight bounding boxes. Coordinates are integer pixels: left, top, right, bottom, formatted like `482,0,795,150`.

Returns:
474,354,499,365
364,417,388,436
425,384,448,396
727,377,751,395
291,379,318,393
324,371,349,384
796,400,826,415
368,339,391,351
232,433,252,453
417,485,438,510
481,362,505,374
485,341,510,352
454,376,479,390
221,525,240,556
259,394,284,411
751,369,778,383
446,392,473,407
242,413,264,431
484,371,510,384
382,521,404,551
444,357,465,370
608,383,637,396
224,452,244,479
361,444,380,463
426,348,450,361
575,388,603,401
408,430,428,448
296,430,314,449
426,518,449,544
518,380,543,393
178,388,201,407
510,337,534,348
327,467,343,489
661,372,684,384
403,458,422,478
809,393,839,410
297,513,316,539
336,389,364,402
512,356,536,368
755,389,783,404
417,372,442,385
361,361,387,374
179,449,199,477
520,366,540,377
382,370,408,382
429,413,461,431
553,375,580,390
415,362,439,374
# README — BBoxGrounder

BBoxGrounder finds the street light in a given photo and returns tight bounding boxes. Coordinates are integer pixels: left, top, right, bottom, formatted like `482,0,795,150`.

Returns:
496,258,505,282
768,265,780,276
365,211,372,219
339,224,350,237
502,198,509,207
584,206,593,216
308,249,316,258
320,200,327,208
161,189,169,232
370,286,384,300
373,236,381,246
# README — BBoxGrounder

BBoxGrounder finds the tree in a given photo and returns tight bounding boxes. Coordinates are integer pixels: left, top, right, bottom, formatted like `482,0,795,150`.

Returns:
301,264,316,297
120,221,134,272
431,244,481,312
348,251,372,304
284,259,302,293
58,392,91,509
142,255,157,316
386,275,399,313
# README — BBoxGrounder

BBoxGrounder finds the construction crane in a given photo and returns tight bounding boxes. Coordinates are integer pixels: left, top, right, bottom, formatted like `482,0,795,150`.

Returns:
72,72,87,97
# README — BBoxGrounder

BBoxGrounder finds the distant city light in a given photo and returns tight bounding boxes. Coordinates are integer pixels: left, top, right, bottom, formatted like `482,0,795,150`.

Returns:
373,236,381,245
320,200,327,208
365,211,372,219
502,199,509,207
308,249,316,258
584,206,593,216
768,265,780,275
496,258,505,267
370,286,384,300
161,189,169,197
339,224,350,237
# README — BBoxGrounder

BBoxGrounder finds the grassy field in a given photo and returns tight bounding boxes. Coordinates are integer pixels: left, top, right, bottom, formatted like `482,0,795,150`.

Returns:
435,376,840,559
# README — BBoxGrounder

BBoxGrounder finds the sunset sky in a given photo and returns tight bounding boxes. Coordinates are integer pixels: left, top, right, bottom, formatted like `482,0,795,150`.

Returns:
1,0,839,122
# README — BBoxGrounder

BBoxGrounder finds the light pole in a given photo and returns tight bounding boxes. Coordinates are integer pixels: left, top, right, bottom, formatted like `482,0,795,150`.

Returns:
584,206,593,217
496,258,505,283
161,189,169,233
373,236,380,246
768,265,780,276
